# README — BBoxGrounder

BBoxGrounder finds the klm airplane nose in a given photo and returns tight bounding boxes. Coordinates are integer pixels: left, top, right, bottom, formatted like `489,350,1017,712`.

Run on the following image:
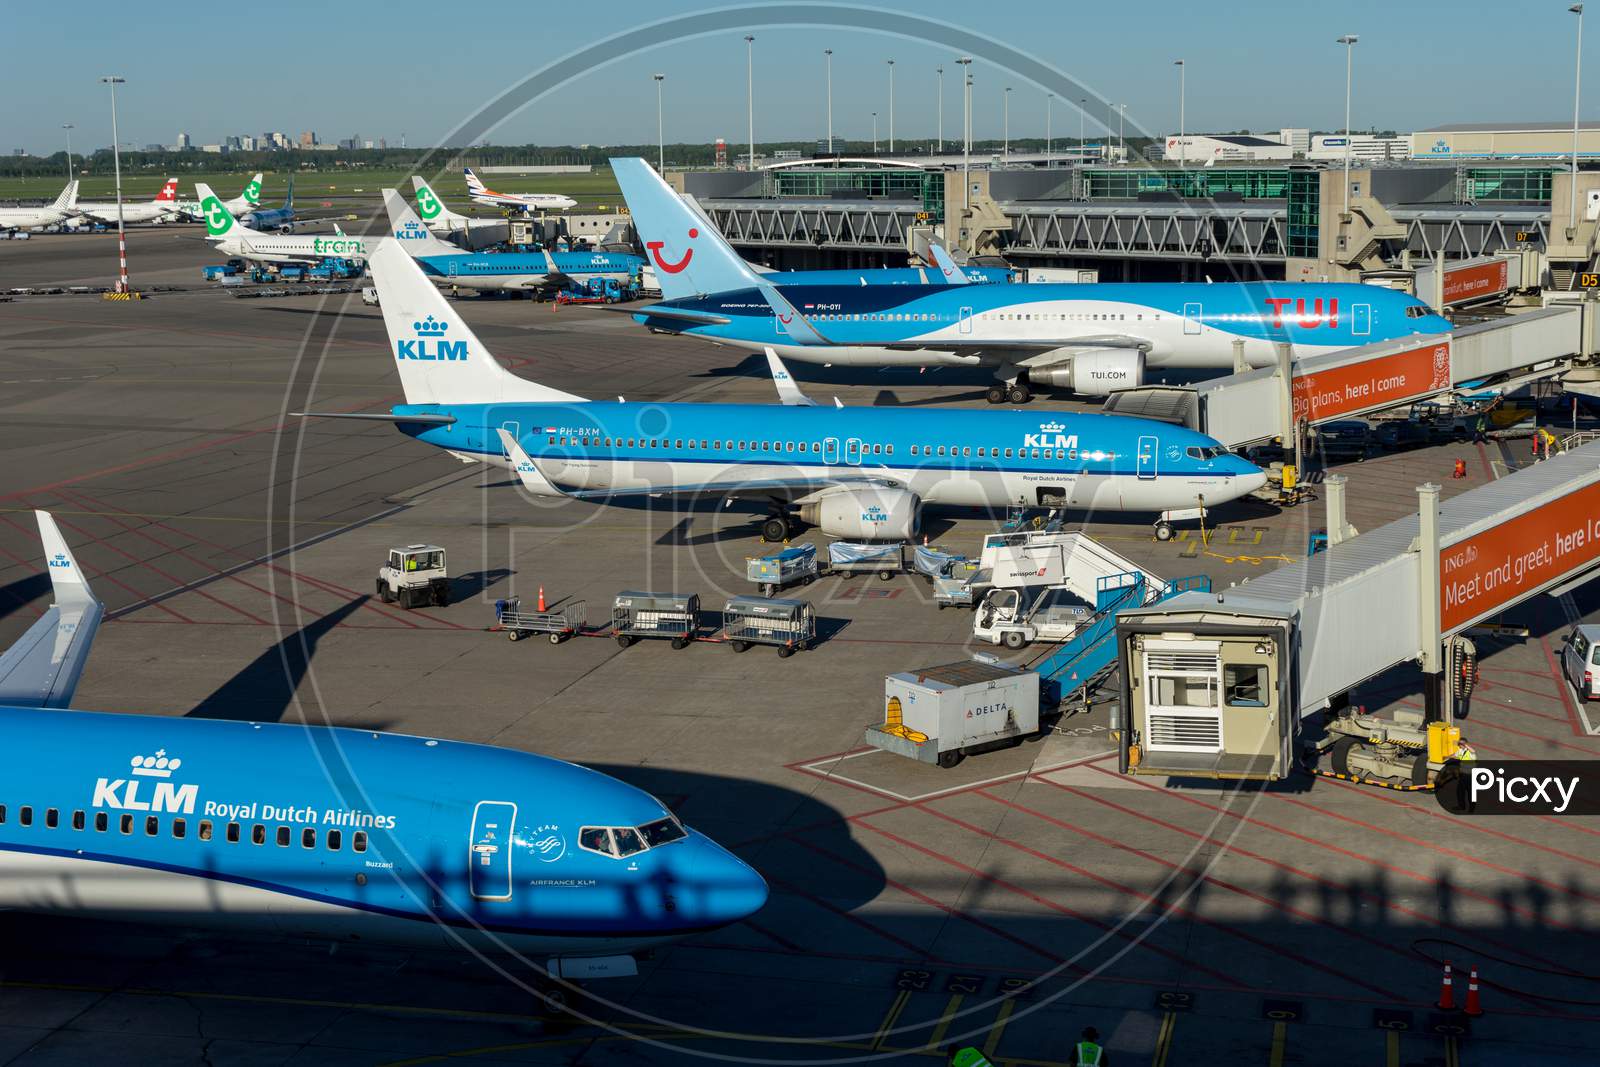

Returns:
688,837,768,926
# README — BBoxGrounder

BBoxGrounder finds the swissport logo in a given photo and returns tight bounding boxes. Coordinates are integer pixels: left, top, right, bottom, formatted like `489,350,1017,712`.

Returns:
647,228,696,274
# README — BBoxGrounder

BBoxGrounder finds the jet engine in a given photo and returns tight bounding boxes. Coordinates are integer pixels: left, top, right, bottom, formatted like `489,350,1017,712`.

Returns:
1027,350,1145,396
797,487,921,541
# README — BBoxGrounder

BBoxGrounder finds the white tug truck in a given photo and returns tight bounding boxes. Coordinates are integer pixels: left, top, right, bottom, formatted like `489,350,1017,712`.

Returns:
377,545,451,609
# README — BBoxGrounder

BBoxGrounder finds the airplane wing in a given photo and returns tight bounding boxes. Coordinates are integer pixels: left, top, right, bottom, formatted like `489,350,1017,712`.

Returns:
764,346,817,406
631,304,732,326
870,335,1152,359
496,430,900,503
0,511,103,709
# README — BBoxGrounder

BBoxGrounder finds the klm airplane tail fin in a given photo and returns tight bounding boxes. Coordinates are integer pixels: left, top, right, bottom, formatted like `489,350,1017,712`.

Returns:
383,189,467,257
0,511,103,709
411,175,462,227
926,242,971,286
194,183,237,238
610,157,765,299
366,239,587,406
241,173,264,207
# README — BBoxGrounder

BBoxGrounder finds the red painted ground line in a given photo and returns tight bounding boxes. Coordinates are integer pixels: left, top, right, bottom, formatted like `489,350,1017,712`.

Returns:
1067,771,1583,984
899,804,1253,989
0,513,192,624
1315,774,1600,876
1464,714,1598,756
975,786,1405,1001
790,836,1057,966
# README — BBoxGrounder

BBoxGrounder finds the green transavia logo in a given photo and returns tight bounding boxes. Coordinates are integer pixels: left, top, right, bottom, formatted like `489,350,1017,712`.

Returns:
311,236,368,257
416,184,442,220
244,178,262,204
202,196,232,236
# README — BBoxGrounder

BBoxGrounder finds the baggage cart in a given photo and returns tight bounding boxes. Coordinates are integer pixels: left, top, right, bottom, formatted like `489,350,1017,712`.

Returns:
868,660,1042,768
820,541,908,581
495,596,585,644
722,596,815,657
919,546,982,609
746,543,818,597
611,590,700,649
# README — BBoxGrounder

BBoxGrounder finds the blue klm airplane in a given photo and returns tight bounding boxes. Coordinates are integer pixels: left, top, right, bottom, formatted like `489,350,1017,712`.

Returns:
298,240,1265,542
611,158,1455,404
384,191,644,294
0,512,766,982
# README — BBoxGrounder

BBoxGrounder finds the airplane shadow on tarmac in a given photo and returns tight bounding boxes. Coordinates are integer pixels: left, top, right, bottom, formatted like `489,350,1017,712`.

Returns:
0,572,50,623
187,597,370,724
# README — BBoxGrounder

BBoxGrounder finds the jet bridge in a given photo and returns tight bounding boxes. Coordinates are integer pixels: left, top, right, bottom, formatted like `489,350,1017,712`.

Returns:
1103,300,1600,451
1113,440,1600,782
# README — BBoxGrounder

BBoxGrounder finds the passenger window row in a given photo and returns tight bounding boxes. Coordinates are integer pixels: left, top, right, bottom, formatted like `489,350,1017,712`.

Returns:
0,805,368,853
549,436,894,457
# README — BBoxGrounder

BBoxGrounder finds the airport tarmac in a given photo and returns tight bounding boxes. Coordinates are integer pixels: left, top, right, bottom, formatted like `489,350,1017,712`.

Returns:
0,234,1597,1065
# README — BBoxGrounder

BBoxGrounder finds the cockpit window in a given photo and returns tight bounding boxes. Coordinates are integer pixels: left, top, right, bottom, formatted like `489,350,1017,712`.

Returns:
640,817,687,847
612,827,647,857
579,827,615,856
1405,305,1429,319
1186,446,1229,461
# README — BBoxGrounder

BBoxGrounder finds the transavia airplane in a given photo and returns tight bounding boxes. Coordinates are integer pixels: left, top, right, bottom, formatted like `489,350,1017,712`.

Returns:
616,171,1012,288
610,157,1456,405
298,239,1266,542
175,173,264,220
239,176,296,232
0,181,79,231
0,511,767,979
195,182,370,265
411,175,511,248
464,167,576,214
384,191,643,293
71,178,181,225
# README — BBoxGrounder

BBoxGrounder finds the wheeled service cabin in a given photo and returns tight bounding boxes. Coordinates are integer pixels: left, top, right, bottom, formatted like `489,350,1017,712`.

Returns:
1116,598,1297,780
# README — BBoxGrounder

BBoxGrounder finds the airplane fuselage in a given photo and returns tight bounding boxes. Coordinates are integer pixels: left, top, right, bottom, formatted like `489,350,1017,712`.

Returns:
415,250,643,292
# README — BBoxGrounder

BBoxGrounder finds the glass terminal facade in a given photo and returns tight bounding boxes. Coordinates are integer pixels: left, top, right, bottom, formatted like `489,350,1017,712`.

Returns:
767,167,944,220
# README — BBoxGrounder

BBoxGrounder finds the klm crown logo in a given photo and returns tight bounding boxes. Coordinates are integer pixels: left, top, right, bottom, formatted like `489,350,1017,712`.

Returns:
131,750,181,778
1038,420,1066,433
397,316,467,362
47,552,71,569
396,219,429,240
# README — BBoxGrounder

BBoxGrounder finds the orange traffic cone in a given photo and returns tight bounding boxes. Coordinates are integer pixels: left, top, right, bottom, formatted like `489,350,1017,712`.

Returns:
1452,458,1467,479
537,586,547,612
1463,965,1484,1017
1437,960,1455,1011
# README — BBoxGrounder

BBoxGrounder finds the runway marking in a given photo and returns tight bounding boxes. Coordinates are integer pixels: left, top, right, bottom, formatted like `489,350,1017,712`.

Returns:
1386,1029,1401,1067
1267,1019,1287,1066
928,992,964,1047
0,506,351,527
794,747,1115,803
982,996,1016,1059
873,989,912,1048
1150,1011,1177,1067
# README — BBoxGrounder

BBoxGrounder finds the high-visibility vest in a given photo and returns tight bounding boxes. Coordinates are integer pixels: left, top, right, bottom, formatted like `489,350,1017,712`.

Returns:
1076,1041,1104,1066
950,1049,993,1067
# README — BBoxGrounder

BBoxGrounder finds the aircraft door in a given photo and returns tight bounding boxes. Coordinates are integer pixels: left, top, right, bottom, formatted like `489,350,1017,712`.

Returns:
1352,303,1371,337
1183,302,1202,335
1137,435,1158,480
959,306,974,334
823,437,840,464
448,258,459,278
469,800,516,901
845,438,863,465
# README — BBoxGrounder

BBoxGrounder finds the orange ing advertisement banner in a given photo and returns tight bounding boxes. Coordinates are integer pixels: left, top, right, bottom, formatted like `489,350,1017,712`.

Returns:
1440,480,1600,633
1291,340,1452,424
1443,259,1510,304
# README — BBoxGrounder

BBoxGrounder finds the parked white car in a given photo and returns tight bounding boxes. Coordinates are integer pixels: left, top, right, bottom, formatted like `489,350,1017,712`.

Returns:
1560,624,1600,701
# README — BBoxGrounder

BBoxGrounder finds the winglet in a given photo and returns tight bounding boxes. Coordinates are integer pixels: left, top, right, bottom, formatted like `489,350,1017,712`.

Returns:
496,429,568,498
757,284,831,345
37,511,91,607
764,346,817,406
926,242,971,286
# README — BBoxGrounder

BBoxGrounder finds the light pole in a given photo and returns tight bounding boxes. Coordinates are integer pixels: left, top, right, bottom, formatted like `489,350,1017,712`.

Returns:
1118,104,1126,162
1174,59,1185,167
958,57,973,211
824,49,833,155
1337,35,1359,218
887,59,895,154
936,67,944,152
1572,4,1586,233
1046,93,1053,166
872,112,878,154
744,34,755,171
61,123,74,180
1079,97,1086,160
1003,87,1011,160
653,74,665,172
100,76,128,293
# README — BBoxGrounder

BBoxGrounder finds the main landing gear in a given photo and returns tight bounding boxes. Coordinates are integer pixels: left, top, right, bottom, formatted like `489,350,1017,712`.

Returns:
761,506,800,543
985,378,1031,405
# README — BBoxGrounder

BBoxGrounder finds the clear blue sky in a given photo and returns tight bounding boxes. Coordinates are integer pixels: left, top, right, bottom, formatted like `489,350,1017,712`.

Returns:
3,0,1590,154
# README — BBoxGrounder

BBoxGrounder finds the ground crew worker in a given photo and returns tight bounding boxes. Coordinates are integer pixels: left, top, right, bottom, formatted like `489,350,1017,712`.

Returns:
1073,1026,1107,1065
946,1046,992,1066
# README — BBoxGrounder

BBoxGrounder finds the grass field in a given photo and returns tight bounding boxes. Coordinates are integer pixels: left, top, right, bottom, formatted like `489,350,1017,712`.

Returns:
0,167,624,213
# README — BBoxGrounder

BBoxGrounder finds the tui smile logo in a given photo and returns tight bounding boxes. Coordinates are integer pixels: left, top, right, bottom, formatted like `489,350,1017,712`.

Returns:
647,228,696,274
